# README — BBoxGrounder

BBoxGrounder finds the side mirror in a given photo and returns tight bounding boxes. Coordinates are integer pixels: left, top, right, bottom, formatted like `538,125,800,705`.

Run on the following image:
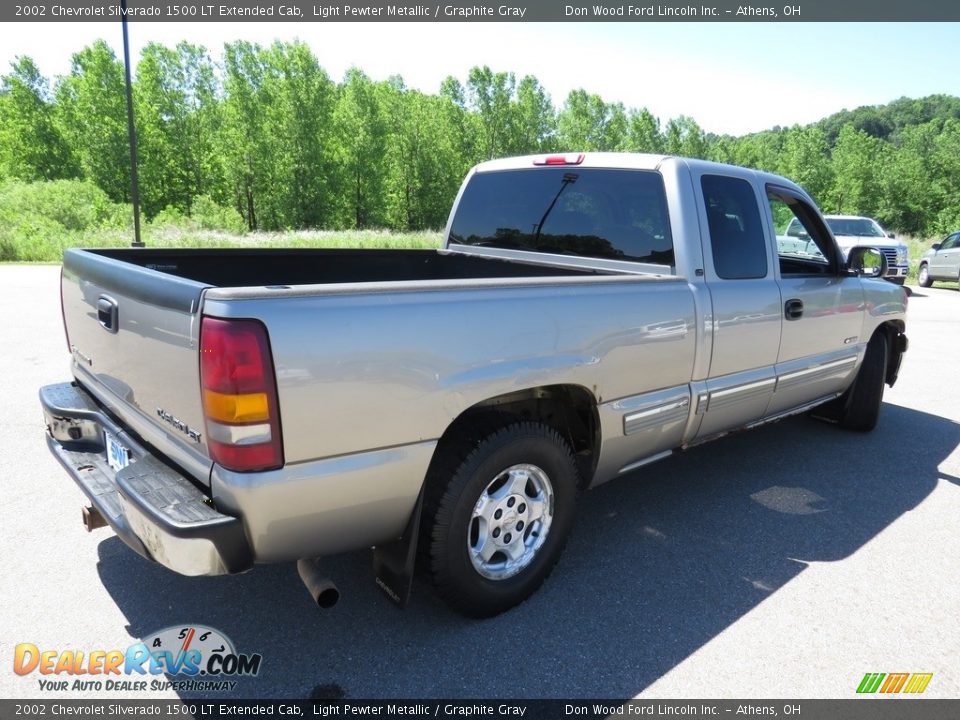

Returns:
847,246,887,278
931,243,941,251
887,232,896,239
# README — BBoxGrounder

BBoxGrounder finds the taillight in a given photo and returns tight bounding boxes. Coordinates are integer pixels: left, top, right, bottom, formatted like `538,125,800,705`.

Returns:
534,153,585,166
199,317,284,472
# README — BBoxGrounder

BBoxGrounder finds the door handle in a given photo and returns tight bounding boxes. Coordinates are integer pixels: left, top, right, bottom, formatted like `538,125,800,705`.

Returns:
785,298,804,321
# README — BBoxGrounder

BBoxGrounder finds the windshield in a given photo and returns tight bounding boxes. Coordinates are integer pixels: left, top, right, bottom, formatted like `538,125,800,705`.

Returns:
826,218,885,237
448,168,675,267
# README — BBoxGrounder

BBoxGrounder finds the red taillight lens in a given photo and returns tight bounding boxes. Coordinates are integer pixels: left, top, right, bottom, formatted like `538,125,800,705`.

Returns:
199,317,284,472
534,153,585,166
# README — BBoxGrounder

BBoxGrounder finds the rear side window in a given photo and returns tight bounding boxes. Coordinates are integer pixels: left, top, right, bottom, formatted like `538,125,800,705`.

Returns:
701,175,768,279
448,168,675,267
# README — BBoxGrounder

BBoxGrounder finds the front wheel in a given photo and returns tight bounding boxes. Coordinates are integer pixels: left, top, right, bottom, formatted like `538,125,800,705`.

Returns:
425,422,579,617
918,263,933,288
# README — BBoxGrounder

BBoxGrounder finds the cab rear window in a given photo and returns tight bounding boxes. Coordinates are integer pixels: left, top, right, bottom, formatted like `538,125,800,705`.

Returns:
448,168,675,267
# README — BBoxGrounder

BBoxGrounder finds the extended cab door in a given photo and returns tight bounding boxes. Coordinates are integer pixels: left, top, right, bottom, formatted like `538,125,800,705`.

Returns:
691,170,782,439
764,186,865,415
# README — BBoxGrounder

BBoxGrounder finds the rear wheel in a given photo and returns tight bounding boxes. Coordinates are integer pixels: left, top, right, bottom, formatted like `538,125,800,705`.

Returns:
425,422,579,617
837,331,888,432
918,263,933,288
888,276,906,286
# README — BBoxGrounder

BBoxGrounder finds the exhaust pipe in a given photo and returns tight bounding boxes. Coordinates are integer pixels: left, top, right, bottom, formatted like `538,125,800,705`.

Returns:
297,558,340,609
82,505,107,532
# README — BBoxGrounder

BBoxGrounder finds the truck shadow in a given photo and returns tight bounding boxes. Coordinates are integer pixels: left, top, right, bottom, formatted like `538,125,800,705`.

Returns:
95,403,957,699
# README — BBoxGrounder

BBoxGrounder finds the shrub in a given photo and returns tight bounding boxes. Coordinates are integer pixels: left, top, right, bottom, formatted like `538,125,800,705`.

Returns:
189,195,246,234
149,205,188,229
0,212,68,261
933,206,960,237
0,179,127,232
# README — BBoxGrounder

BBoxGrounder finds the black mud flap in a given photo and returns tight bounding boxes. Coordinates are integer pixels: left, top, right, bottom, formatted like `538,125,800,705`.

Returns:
886,333,908,387
372,489,423,609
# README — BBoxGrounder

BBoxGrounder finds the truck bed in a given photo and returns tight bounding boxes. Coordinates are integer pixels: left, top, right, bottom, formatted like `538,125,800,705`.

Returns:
85,248,601,287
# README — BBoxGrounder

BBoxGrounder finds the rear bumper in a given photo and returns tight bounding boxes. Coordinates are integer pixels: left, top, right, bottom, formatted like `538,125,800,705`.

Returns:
40,382,252,576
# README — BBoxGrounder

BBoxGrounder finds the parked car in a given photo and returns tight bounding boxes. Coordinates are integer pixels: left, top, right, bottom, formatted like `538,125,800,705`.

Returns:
41,153,908,618
785,214,909,285
918,231,960,288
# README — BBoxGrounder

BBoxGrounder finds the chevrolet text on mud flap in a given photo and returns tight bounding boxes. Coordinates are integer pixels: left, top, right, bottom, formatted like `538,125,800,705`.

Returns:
41,153,907,617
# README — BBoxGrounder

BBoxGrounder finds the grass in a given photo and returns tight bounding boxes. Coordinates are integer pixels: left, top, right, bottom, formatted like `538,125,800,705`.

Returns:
903,234,939,284
0,227,444,262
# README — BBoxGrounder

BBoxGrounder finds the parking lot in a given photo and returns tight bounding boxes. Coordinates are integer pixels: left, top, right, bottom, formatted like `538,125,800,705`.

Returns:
1,264,957,700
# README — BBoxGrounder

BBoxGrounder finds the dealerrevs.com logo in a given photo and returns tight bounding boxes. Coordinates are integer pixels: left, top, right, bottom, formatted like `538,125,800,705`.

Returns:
856,672,933,695
14,625,262,693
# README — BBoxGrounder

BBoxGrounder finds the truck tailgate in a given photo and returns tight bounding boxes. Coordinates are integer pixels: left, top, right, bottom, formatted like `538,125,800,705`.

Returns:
61,249,213,484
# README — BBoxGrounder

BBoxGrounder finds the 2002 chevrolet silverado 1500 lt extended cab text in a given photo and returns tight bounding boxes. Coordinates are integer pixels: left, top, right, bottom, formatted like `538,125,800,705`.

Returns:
42,153,908,617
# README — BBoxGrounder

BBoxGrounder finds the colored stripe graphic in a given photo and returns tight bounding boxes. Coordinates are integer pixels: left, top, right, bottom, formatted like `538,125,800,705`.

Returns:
857,673,885,694
880,673,909,693
857,672,933,694
903,673,934,694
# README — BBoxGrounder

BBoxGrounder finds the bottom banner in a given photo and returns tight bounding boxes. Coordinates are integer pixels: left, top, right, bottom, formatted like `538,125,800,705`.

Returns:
0,699,957,720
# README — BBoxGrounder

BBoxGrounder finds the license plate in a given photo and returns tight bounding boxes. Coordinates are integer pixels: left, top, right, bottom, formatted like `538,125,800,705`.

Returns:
105,431,130,473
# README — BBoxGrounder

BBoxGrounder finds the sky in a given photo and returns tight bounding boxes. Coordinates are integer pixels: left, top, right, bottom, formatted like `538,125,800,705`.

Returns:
1,21,958,136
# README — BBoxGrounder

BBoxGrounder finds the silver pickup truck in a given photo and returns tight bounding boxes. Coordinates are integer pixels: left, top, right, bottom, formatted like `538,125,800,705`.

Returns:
42,153,908,617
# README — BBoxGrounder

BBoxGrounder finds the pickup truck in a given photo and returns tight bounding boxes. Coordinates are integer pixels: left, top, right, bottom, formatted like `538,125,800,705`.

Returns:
42,153,908,618
783,214,910,285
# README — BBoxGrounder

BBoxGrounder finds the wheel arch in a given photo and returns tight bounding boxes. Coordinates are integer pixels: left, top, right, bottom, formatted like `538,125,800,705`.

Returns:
429,384,601,490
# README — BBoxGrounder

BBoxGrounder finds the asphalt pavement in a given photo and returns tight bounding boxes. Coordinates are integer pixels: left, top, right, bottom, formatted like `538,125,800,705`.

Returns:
1,264,957,700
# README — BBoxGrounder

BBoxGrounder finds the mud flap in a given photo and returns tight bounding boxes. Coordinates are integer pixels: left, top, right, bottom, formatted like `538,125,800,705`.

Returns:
886,333,908,387
372,489,423,609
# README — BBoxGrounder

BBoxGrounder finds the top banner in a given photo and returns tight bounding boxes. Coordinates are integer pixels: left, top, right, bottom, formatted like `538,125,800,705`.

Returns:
6,0,960,23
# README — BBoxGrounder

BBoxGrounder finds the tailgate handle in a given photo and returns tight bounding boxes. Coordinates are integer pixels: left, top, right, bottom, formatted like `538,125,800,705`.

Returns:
97,295,118,333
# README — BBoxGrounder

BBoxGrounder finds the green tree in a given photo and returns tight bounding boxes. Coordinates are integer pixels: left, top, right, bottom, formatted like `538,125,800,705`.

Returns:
382,80,464,230
726,130,784,173
512,75,556,154
135,42,221,218
263,40,338,228
626,108,664,153
663,115,708,158
439,75,478,171
0,57,76,181
219,41,277,230
830,124,889,216
557,89,627,150
778,125,833,205
465,66,518,160
55,41,129,201
333,67,389,228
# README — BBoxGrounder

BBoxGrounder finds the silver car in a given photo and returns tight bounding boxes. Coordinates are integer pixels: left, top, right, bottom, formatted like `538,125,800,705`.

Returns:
918,232,960,288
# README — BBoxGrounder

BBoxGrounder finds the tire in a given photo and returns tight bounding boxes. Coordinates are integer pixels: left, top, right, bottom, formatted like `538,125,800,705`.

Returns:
424,421,580,617
838,331,888,432
918,263,933,288
887,276,906,286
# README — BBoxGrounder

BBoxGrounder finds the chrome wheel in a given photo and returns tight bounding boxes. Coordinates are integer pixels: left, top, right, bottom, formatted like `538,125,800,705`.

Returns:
918,264,932,288
467,463,554,580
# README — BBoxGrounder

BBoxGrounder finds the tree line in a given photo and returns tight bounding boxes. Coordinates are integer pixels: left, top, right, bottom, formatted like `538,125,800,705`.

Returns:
1,39,959,237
